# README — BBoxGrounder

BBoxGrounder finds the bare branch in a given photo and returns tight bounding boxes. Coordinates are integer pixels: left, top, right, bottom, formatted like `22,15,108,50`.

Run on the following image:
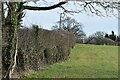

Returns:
23,1,67,10
77,1,119,16
60,6,81,14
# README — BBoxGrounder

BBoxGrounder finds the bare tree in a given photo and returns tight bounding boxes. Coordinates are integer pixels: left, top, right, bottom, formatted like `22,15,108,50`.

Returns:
85,31,107,45
52,16,86,41
93,31,105,38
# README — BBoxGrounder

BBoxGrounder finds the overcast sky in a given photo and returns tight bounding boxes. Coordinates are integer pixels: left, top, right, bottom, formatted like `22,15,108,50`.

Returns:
22,1,118,36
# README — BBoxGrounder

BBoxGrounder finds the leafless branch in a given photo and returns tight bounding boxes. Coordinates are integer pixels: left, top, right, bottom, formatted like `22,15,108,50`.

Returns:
23,1,67,10
60,6,81,14
77,1,119,16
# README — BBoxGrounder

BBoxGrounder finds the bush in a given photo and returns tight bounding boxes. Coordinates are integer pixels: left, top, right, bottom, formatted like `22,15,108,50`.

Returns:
17,26,75,76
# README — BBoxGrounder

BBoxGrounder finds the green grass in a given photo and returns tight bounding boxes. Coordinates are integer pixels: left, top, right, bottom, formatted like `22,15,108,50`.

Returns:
26,44,118,78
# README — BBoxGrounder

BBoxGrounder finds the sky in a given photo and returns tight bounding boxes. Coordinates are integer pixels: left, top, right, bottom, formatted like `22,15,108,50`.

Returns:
22,1,118,36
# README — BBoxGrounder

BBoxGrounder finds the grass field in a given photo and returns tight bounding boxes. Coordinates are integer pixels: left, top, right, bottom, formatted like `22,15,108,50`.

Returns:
26,44,118,78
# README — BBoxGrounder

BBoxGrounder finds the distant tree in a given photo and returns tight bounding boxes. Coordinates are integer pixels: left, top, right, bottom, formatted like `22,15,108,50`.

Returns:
117,35,120,46
112,31,114,35
105,33,109,38
117,35,120,41
52,17,86,40
109,31,116,41
87,31,105,39
85,31,105,44
93,31,105,38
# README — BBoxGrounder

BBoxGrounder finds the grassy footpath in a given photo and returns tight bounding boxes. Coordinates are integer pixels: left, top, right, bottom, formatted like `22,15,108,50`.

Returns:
26,44,118,78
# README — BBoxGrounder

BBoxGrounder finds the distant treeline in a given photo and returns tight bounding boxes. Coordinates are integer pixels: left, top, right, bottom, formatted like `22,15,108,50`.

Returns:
77,31,120,46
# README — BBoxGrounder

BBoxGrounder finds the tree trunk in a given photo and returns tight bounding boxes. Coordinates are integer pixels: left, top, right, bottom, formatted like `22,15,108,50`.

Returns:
2,2,21,79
